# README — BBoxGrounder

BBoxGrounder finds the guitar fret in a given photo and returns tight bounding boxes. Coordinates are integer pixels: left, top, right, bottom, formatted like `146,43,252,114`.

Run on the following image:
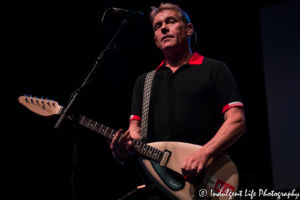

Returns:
147,146,151,158
144,145,149,154
153,150,156,160
87,119,91,127
80,116,85,124
109,129,115,139
141,144,145,154
139,143,143,152
152,147,156,160
148,146,153,158
155,149,159,160
94,123,100,133
99,124,103,134
153,148,157,158
141,143,145,153
156,149,160,161
93,122,97,130
84,117,88,124
148,147,153,158
133,140,141,153
104,127,109,136
135,141,141,149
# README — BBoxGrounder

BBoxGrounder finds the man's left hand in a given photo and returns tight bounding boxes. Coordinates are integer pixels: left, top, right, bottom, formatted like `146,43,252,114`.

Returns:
181,150,209,182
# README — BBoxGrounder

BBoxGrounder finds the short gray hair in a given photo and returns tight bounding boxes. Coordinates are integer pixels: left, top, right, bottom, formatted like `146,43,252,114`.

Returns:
149,3,191,27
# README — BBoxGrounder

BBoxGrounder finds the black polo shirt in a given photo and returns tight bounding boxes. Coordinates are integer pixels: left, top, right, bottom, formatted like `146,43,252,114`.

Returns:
130,52,243,145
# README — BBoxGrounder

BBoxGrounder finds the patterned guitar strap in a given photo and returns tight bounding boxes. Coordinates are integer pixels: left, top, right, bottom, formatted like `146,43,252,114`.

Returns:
140,70,156,142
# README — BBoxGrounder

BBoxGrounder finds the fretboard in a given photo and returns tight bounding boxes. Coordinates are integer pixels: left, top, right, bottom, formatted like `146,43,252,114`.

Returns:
61,108,162,162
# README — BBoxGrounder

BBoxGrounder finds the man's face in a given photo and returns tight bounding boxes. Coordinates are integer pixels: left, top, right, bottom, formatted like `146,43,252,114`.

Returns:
153,10,191,51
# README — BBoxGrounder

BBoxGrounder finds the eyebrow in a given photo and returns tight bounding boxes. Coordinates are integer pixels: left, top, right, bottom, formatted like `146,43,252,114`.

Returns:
153,16,178,29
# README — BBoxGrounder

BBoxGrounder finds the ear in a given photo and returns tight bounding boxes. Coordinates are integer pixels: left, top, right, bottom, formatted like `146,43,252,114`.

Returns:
187,23,194,37
154,36,159,48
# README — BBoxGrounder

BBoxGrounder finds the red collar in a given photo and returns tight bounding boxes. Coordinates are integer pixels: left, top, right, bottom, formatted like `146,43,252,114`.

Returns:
156,52,204,71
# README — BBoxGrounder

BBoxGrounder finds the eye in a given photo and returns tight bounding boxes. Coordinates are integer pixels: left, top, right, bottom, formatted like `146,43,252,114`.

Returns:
167,18,176,24
155,23,161,30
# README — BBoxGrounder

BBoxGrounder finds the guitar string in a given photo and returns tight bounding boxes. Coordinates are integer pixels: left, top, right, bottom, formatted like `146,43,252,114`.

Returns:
26,102,185,173
79,120,187,169
77,118,182,169
25,103,192,175
26,102,226,178
79,121,186,173
34,106,217,177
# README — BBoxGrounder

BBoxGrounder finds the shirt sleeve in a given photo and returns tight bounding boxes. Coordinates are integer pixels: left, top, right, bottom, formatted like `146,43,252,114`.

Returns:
213,62,244,114
130,73,147,121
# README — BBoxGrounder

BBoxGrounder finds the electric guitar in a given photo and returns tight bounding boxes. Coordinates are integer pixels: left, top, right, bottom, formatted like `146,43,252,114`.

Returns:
18,95,239,200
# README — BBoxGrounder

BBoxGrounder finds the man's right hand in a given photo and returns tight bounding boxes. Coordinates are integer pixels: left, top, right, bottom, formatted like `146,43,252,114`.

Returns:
107,129,133,158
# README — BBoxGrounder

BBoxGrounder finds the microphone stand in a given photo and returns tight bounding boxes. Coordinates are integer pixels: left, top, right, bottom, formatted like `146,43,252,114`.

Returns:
54,19,129,200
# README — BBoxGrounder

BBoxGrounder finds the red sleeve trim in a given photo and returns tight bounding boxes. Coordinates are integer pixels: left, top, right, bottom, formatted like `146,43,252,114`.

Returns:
222,102,244,114
130,115,141,121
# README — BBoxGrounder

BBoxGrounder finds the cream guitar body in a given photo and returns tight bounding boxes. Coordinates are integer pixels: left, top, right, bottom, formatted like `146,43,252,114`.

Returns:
139,142,239,199
18,95,239,200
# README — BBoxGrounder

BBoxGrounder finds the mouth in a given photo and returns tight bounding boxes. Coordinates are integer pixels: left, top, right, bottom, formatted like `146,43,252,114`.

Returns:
161,35,173,41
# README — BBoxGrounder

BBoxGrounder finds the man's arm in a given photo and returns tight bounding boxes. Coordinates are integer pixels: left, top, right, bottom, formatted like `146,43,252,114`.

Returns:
181,106,246,179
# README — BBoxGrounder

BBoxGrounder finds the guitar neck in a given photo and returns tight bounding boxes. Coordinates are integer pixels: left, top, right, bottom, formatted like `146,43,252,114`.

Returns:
60,108,163,163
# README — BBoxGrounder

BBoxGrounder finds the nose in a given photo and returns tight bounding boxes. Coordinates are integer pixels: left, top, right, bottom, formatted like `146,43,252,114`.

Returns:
161,22,169,33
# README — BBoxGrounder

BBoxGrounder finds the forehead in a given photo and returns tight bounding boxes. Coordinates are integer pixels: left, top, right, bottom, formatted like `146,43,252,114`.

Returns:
153,10,181,24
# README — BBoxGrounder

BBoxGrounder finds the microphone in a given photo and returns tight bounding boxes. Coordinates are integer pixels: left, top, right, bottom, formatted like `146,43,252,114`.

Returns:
111,8,145,22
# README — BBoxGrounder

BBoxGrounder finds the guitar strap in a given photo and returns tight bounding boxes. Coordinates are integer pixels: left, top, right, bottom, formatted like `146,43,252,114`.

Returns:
112,69,155,163
140,70,156,142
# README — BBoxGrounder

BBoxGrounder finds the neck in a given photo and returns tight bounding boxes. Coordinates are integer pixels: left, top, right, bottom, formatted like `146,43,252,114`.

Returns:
163,47,193,69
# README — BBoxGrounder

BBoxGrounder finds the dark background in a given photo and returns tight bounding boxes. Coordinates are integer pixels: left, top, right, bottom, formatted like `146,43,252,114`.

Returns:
4,0,297,199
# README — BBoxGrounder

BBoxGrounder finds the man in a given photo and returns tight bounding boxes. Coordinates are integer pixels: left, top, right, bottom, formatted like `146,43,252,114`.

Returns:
108,3,246,199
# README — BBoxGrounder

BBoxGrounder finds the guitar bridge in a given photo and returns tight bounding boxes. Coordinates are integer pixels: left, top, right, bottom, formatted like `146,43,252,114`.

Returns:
160,149,172,167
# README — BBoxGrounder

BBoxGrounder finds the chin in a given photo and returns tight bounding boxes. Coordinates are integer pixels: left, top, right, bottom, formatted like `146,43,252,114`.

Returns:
160,43,178,51
161,42,176,49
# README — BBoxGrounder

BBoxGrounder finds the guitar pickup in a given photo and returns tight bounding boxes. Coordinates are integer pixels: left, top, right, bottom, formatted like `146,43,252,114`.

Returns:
160,149,172,167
